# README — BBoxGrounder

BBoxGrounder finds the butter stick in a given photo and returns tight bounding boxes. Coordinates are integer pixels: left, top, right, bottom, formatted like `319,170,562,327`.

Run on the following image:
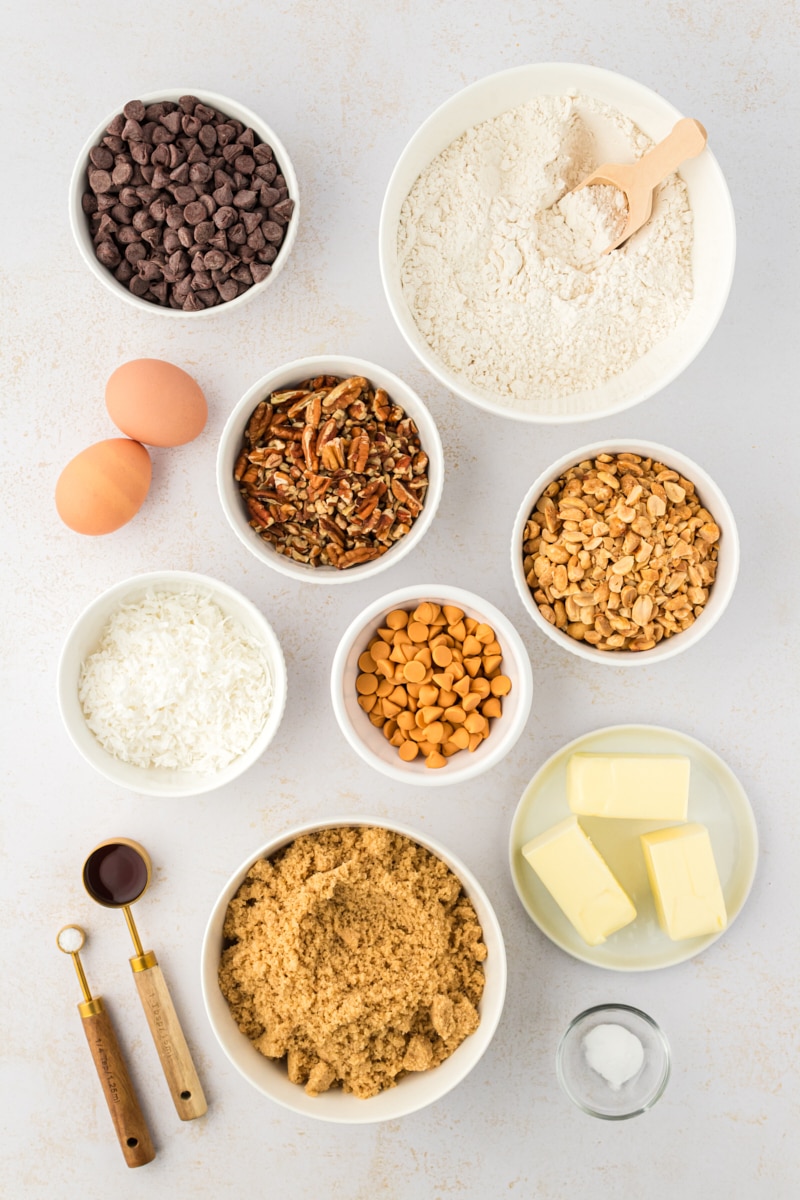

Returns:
640,823,727,940
522,816,636,946
567,753,690,820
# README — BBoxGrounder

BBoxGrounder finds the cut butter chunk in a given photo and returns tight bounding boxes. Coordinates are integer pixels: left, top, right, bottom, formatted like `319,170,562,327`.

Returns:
567,753,690,820
522,816,637,946
640,823,727,940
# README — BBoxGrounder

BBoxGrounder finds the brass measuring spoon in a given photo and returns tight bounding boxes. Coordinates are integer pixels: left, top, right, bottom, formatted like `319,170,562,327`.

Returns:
82,839,207,1121
56,924,155,1168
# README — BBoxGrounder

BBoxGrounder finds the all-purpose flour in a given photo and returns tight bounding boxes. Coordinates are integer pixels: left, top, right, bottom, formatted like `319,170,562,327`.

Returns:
398,94,693,412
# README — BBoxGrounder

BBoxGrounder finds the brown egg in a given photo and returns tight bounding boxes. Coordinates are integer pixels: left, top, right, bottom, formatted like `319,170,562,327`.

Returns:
55,438,152,535
105,358,208,447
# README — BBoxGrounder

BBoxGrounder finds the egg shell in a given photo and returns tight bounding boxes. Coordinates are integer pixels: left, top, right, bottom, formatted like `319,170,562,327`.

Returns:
105,358,208,447
55,438,152,535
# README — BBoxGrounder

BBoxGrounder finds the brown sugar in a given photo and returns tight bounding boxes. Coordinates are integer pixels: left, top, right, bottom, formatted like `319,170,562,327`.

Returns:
218,826,487,1098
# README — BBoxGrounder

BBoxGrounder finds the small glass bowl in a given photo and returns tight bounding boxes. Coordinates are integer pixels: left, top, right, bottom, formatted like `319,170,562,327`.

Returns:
556,1004,670,1120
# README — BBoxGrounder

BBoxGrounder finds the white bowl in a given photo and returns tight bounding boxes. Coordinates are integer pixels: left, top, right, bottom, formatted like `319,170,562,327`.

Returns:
57,570,287,796
201,816,507,1123
331,584,533,785
69,89,299,317
510,440,739,665
379,63,736,423
218,356,444,584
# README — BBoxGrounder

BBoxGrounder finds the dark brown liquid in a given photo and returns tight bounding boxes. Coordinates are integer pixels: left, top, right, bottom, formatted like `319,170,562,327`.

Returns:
84,843,148,906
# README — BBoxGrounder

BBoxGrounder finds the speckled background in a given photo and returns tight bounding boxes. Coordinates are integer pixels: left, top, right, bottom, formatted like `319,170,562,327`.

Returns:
2,1,799,1196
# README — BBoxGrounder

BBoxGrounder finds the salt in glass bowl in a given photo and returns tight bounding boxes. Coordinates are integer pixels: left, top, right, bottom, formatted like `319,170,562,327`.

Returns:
556,1003,671,1119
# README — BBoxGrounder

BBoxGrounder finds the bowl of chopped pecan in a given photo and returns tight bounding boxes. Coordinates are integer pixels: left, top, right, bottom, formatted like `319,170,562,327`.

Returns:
218,357,443,582
70,90,298,315
511,441,739,664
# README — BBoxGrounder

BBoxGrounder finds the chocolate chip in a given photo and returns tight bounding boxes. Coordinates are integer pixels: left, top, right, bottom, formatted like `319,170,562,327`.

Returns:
213,183,234,207
183,200,206,225
172,184,197,205
112,162,134,186
89,168,113,194
83,95,293,308
193,221,214,245
123,100,146,121
89,146,114,170
262,220,283,243
125,242,147,264
233,153,255,174
96,241,121,267
213,204,237,230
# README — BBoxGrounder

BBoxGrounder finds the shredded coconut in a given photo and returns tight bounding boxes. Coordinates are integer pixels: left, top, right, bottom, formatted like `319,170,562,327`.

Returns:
78,589,274,773
398,93,693,413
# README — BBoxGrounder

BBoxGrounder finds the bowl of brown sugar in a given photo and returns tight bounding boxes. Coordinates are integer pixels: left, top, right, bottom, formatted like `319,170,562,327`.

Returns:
201,818,507,1122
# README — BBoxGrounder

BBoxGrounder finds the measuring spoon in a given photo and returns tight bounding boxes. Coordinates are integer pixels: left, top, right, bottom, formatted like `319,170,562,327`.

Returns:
57,924,156,1167
82,838,207,1121
572,117,707,253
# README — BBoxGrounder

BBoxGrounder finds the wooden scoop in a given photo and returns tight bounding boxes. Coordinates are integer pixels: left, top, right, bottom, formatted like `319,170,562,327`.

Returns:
573,117,707,253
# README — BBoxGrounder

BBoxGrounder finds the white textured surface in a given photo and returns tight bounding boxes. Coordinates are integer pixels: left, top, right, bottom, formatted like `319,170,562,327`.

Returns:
2,2,798,1197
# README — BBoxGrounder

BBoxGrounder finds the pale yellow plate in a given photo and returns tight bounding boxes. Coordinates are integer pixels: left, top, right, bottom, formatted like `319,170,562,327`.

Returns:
509,724,758,971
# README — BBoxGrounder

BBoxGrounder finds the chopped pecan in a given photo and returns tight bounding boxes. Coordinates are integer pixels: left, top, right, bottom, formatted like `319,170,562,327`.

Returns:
235,373,430,568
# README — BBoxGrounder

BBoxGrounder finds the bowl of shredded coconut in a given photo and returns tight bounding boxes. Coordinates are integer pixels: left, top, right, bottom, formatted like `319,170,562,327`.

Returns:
201,817,507,1122
380,63,735,422
57,571,287,796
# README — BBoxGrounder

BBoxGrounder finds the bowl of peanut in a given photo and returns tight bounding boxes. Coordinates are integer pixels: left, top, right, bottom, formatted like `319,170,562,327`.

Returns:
331,585,533,785
218,357,444,583
511,441,739,664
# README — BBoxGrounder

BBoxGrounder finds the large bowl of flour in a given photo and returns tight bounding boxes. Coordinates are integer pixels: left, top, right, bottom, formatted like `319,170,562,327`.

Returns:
380,64,735,423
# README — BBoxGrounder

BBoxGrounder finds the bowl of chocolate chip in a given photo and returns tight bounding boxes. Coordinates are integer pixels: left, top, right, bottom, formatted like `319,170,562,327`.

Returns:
69,90,298,315
510,440,739,664
217,356,444,583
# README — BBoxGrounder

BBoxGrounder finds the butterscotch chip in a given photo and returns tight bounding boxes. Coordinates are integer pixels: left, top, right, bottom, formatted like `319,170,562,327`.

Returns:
425,752,447,769
356,673,378,695
356,601,508,770
403,660,426,683
432,644,453,667
358,651,377,673
490,675,512,697
398,740,418,761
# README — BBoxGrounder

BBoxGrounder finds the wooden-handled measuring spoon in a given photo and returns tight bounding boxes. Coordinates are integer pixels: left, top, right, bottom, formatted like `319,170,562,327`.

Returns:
82,839,208,1122
56,924,156,1168
573,117,707,253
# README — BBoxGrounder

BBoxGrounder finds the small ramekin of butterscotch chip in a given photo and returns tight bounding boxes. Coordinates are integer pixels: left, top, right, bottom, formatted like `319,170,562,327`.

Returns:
511,441,740,666
331,585,533,785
